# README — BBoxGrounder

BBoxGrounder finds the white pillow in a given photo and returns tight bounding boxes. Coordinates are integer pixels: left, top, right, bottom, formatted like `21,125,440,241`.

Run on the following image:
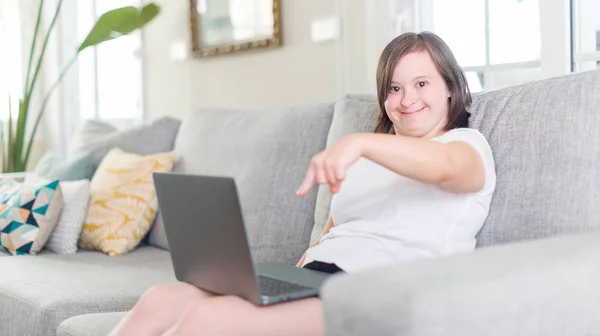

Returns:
26,175,91,254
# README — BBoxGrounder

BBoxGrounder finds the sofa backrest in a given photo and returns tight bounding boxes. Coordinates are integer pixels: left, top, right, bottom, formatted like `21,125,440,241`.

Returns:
313,69,600,249
470,69,600,247
149,103,335,265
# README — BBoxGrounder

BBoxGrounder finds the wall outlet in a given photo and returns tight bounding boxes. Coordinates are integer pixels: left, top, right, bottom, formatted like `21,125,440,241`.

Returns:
169,40,189,61
311,16,339,43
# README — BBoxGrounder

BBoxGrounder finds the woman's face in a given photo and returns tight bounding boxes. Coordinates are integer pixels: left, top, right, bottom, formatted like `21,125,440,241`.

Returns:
384,51,451,139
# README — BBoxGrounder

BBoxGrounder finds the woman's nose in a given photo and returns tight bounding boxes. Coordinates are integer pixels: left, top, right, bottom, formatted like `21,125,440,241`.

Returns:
401,89,417,107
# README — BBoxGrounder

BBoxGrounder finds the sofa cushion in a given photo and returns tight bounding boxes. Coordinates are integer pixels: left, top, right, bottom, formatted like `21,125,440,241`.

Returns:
148,212,169,250
0,179,63,255
148,103,335,265
469,70,600,247
34,152,94,181
56,312,125,336
68,117,181,172
79,149,175,256
0,245,174,336
311,94,379,243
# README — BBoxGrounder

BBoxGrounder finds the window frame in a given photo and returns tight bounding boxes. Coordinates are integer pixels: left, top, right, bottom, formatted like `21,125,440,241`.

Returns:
571,0,600,71
418,0,573,91
350,0,579,95
69,0,146,130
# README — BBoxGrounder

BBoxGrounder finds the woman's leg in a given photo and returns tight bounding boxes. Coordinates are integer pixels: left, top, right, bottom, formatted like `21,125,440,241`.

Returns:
165,295,325,336
109,282,216,336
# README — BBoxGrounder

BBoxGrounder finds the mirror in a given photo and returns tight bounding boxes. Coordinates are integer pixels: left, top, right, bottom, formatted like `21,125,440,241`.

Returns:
190,0,282,57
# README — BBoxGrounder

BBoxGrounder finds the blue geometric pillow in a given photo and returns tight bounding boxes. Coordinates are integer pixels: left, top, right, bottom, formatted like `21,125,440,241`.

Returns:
0,178,63,255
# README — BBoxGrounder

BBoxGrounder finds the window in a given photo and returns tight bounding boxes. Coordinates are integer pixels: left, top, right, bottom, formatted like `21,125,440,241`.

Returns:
572,0,600,71
341,0,577,96
76,0,144,127
0,1,145,156
0,0,22,121
420,0,542,92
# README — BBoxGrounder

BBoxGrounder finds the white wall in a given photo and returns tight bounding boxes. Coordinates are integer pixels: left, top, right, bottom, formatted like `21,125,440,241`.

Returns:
142,0,339,121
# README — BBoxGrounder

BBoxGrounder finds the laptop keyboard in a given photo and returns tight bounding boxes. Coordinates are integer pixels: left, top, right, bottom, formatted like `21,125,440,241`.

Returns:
258,275,313,297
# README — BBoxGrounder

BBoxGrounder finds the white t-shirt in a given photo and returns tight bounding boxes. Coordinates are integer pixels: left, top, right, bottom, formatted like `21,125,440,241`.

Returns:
303,128,496,273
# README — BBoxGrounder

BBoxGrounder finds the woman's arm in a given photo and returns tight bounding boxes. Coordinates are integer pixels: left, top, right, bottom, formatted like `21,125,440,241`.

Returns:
359,133,485,193
296,215,335,267
297,132,486,196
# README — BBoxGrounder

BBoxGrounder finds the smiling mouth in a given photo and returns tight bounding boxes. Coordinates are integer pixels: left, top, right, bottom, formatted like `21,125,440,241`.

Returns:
400,106,425,116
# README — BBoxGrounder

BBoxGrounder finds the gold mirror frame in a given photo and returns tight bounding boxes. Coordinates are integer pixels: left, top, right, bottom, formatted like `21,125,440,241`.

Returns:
189,0,282,58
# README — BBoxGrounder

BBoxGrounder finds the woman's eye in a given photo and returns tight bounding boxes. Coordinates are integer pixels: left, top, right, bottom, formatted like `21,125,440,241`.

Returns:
390,86,401,93
417,81,427,88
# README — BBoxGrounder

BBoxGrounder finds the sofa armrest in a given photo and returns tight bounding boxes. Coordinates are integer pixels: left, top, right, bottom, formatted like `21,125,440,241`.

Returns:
321,232,600,336
0,172,28,182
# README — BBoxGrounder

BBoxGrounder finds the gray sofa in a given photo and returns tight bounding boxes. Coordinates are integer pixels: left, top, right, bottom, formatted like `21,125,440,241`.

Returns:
1,69,599,336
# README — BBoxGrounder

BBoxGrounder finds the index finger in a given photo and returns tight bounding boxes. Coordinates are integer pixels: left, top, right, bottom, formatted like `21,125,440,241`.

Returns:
296,168,315,197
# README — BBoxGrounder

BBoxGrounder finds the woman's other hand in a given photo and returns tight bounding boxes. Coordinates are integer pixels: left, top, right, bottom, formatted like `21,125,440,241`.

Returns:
296,252,307,268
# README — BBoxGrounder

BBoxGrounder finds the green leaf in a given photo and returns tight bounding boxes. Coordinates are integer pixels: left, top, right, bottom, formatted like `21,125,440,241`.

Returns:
78,3,160,52
13,98,27,172
6,97,14,172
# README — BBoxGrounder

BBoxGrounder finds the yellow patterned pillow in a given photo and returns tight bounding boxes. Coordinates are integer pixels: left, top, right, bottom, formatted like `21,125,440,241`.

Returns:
79,148,175,256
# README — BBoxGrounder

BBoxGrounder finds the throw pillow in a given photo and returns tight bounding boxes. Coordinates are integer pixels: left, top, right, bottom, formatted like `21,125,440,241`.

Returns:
34,152,94,181
25,175,91,254
68,117,181,172
79,148,176,256
312,94,379,244
0,178,63,255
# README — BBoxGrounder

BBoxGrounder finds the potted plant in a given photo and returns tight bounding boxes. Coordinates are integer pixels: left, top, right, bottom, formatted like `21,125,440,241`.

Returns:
1,1,161,173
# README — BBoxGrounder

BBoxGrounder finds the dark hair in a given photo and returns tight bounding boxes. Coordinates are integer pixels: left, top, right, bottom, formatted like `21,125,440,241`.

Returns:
373,31,472,134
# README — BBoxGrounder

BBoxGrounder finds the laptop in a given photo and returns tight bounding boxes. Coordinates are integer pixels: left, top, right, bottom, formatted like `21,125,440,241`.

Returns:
153,172,332,306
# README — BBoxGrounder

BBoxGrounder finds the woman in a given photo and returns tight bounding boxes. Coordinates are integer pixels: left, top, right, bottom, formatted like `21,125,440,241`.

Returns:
110,31,496,336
